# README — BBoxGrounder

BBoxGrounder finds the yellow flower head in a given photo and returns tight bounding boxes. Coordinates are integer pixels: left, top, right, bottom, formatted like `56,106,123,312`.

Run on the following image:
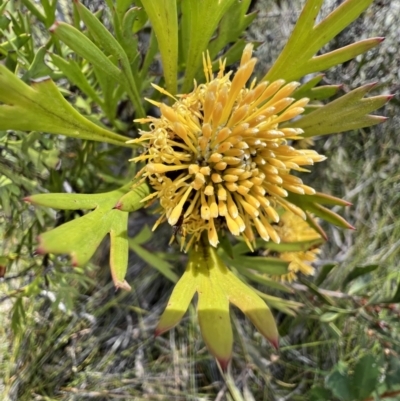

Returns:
273,210,322,282
131,44,326,250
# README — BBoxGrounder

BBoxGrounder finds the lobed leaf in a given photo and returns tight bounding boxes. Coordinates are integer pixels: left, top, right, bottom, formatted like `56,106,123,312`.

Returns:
264,0,378,83
0,64,131,146
290,84,390,137
27,183,150,288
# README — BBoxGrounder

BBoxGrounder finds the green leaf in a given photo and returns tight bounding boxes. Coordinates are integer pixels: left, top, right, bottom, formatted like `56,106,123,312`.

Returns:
130,225,153,246
208,0,256,59
231,237,324,256
293,75,342,102
287,192,354,230
129,240,178,283
351,354,381,400
0,64,131,146
264,0,379,82
155,260,198,335
325,363,353,401
180,0,235,92
197,262,233,371
26,183,150,289
208,247,278,351
315,263,337,286
342,264,379,288
114,185,152,212
237,269,293,294
256,291,303,316
319,312,340,323
289,83,389,137
228,255,289,276
140,0,178,95
109,211,130,290
299,277,336,306
385,355,400,389
309,386,334,401
0,33,30,53
49,53,102,105
74,1,144,116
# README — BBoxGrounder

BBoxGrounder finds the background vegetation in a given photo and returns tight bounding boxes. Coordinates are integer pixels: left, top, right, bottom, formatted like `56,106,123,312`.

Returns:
1,0,399,400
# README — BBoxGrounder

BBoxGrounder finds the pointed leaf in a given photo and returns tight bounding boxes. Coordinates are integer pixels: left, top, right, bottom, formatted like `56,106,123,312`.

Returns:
287,192,353,229
351,354,381,400
197,270,233,371
141,0,178,95
315,263,337,286
289,84,390,137
208,0,256,59
229,255,289,276
209,247,279,349
155,263,197,336
325,364,353,401
25,184,131,210
109,211,131,290
0,64,131,146
129,241,178,282
342,264,379,288
264,0,376,82
49,52,102,104
180,0,235,92
37,208,116,266
74,1,144,116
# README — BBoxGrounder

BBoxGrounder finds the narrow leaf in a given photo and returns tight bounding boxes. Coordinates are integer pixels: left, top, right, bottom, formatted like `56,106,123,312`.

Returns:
155,263,197,335
110,211,131,290
141,0,178,95
342,264,379,288
180,0,235,92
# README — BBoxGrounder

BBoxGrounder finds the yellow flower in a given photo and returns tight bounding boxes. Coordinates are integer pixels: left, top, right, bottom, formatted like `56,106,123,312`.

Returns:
130,44,326,250
272,210,322,282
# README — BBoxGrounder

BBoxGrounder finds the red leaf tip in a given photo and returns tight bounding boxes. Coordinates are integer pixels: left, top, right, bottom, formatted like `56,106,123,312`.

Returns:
23,196,32,203
270,337,279,350
217,357,231,372
49,21,60,33
35,246,46,255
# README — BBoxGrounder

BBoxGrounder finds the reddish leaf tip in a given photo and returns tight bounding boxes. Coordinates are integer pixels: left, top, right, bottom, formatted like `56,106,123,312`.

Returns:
386,94,395,101
113,201,122,210
114,280,132,291
49,21,60,33
23,196,32,203
270,337,280,350
377,37,385,42
35,246,46,255
217,357,231,372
